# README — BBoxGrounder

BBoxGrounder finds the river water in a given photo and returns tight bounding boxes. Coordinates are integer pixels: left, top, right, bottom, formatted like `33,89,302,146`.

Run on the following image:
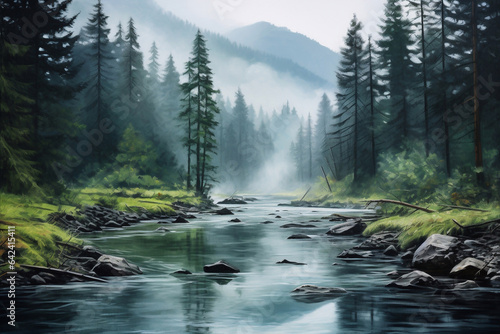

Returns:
3,196,500,333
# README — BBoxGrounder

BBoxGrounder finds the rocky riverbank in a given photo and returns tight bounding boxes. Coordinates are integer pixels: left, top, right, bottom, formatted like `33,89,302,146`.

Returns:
329,216,500,290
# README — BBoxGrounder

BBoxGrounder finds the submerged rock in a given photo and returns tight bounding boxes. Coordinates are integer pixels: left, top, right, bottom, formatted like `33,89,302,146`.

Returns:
92,255,143,276
277,259,306,265
291,284,347,303
172,216,189,223
454,280,479,290
412,234,460,274
260,221,274,224
218,198,248,205
203,260,240,273
229,218,242,223
450,257,488,280
387,270,440,289
215,208,234,215
288,234,312,240
172,269,192,275
155,227,171,233
326,219,366,236
338,250,373,259
281,223,317,228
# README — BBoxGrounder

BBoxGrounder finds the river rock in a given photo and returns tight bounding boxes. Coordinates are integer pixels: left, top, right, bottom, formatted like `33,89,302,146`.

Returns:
281,223,317,228
401,251,414,260
387,270,440,289
490,276,500,288
288,234,311,240
454,280,479,290
291,284,347,303
338,250,373,258
412,234,460,274
203,260,240,273
155,227,171,232
104,221,122,228
384,245,399,256
80,246,103,260
93,255,143,276
277,259,306,265
218,198,247,205
354,231,398,250
172,269,192,275
215,208,234,215
173,216,189,223
229,218,242,223
260,221,274,224
449,257,488,279
326,219,366,236
30,275,47,285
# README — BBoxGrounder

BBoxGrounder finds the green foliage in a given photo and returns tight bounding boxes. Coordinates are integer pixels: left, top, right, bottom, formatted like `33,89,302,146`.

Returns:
377,143,445,203
95,196,118,209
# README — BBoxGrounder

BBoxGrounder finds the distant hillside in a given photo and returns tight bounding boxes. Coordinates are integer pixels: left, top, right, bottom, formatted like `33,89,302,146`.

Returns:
227,22,340,86
71,0,329,89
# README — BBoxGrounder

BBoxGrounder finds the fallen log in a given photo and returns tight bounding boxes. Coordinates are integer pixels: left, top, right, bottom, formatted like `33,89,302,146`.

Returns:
453,218,500,230
20,265,107,283
300,187,312,202
364,199,435,213
439,204,489,212
321,166,332,192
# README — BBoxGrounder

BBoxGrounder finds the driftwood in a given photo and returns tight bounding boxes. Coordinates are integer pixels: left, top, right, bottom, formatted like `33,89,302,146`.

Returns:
364,199,435,213
20,265,107,283
440,204,489,212
300,187,312,202
452,218,500,230
321,166,332,192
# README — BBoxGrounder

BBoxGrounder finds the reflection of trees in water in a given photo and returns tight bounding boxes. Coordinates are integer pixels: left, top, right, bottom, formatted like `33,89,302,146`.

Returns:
182,280,216,334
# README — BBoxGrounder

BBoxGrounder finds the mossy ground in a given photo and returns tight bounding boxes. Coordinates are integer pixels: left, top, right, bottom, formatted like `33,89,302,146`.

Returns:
363,203,500,250
0,188,201,273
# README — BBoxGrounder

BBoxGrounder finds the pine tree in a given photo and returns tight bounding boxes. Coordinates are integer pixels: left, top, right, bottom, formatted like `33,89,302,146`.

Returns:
332,15,365,183
16,0,82,184
377,0,417,145
180,31,220,195
0,28,38,192
314,93,333,164
307,113,313,180
121,18,144,104
82,0,114,164
148,42,160,86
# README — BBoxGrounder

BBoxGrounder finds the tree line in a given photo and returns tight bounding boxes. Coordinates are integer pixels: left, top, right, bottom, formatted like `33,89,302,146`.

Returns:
292,0,499,193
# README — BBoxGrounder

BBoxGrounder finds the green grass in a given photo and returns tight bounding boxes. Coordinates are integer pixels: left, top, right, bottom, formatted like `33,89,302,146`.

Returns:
363,203,500,249
0,187,202,272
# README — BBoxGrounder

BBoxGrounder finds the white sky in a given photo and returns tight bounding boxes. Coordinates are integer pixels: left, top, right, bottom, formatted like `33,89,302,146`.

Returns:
152,0,387,52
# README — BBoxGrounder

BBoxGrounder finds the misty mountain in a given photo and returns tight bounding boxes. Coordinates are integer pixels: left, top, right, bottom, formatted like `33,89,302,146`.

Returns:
70,0,331,113
227,21,340,86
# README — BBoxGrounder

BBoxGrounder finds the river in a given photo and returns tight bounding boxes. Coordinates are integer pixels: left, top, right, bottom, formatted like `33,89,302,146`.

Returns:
4,196,500,333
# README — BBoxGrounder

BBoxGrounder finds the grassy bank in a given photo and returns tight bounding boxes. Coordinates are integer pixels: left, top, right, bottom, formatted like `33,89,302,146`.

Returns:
0,188,201,272
363,204,500,250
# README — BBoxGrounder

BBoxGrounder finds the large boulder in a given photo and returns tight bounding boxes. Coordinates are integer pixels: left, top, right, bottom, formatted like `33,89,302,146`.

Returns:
387,270,440,289
449,257,488,280
291,284,347,303
92,255,143,276
326,219,366,236
203,260,240,273
412,234,460,274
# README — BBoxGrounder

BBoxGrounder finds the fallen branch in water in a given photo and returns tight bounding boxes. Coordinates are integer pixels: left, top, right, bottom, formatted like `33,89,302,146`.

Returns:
300,187,312,202
20,265,107,283
363,199,435,213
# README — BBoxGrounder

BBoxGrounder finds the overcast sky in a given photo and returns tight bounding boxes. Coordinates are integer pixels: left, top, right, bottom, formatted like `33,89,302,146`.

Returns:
152,0,387,52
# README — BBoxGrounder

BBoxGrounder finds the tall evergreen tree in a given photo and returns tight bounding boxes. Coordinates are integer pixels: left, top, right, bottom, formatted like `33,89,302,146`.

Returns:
0,15,38,192
377,0,417,146
121,18,144,104
331,15,365,183
181,31,220,195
